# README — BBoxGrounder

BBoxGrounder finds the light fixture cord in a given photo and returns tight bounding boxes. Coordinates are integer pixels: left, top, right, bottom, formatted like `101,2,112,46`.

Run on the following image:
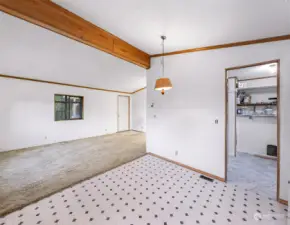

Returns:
162,37,165,77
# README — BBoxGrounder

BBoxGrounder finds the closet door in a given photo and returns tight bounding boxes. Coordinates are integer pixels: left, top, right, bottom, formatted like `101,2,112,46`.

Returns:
118,96,130,132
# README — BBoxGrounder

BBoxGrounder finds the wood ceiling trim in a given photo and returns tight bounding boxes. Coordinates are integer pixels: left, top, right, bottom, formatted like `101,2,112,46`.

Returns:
151,35,290,57
0,73,148,95
132,87,146,94
0,0,150,69
0,74,132,94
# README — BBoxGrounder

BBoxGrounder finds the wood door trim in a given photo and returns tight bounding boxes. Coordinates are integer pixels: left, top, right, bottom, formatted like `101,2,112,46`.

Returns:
147,153,225,182
224,59,281,201
117,95,130,132
151,35,290,58
234,78,237,158
0,0,150,69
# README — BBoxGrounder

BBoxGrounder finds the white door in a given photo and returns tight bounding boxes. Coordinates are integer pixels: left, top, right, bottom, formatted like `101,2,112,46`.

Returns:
118,96,130,132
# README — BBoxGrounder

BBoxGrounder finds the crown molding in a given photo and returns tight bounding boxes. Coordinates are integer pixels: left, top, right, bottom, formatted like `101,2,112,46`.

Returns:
0,74,132,94
0,73,149,95
151,34,290,58
131,87,146,94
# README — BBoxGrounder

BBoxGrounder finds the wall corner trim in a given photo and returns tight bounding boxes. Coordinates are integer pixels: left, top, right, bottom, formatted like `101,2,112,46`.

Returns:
132,87,146,94
147,152,225,182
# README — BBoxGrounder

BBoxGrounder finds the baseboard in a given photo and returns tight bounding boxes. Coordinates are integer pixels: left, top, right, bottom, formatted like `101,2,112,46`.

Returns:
147,152,225,182
130,129,145,133
254,154,277,161
2,131,120,153
278,198,288,206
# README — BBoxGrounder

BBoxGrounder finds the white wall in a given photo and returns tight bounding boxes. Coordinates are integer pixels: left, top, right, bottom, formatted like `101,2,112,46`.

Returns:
0,77,130,152
227,78,237,156
238,77,276,90
237,117,277,155
0,13,146,93
236,85,277,155
0,13,144,151
147,40,290,201
251,92,277,103
132,89,146,132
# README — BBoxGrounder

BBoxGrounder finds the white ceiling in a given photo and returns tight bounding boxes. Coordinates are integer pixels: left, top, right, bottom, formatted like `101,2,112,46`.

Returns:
53,0,290,55
227,63,277,80
0,13,146,93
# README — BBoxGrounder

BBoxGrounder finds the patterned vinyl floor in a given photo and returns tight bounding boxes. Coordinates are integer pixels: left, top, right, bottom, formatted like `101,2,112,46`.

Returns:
0,155,288,225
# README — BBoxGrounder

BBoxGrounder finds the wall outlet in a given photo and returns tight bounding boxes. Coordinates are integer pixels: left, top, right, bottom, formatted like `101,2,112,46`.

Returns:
175,150,178,156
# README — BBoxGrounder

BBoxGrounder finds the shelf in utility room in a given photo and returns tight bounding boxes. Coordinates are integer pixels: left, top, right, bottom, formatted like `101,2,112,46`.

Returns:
237,86,276,93
237,114,277,118
237,103,277,107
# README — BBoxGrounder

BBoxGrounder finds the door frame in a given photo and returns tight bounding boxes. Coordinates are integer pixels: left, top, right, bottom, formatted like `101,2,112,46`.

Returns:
117,95,131,132
224,59,280,201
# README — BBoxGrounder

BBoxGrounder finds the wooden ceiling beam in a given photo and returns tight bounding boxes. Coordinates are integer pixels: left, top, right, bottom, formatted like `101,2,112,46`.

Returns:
0,0,150,69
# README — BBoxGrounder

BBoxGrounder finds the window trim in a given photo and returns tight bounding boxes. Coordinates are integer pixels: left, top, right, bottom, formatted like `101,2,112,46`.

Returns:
54,94,84,121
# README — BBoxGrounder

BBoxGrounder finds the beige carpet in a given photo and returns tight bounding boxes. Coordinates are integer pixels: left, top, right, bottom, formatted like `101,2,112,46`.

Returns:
0,131,146,216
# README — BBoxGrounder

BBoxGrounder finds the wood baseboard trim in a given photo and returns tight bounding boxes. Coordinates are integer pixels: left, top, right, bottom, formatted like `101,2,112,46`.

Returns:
278,199,288,206
3,131,129,153
147,152,225,182
254,154,277,161
130,129,145,133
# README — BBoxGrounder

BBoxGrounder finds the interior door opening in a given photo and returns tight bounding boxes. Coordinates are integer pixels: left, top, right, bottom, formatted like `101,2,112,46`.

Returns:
225,60,280,201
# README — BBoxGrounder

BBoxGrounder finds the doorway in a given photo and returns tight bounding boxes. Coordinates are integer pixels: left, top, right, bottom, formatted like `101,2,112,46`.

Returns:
118,95,130,132
225,60,280,200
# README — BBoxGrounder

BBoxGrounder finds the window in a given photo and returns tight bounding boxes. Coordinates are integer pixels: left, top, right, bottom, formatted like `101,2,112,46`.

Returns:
54,94,83,121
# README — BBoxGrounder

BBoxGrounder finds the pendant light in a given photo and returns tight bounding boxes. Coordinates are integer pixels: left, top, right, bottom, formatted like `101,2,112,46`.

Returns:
155,36,172,95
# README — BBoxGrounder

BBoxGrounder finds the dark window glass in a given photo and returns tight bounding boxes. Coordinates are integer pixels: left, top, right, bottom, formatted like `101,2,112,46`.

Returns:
54,95,83,121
